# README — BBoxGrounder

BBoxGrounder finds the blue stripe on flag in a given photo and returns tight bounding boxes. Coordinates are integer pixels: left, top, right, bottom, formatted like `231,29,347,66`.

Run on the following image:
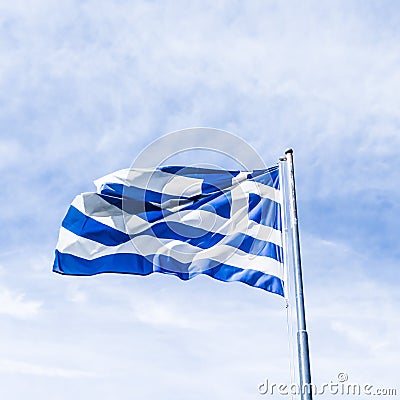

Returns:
61,205,283,262
100,188,233,221
100,183,188,205
98,194,173,221
62,205,131,246
140,223,283,261
248,194,281,230
181,190,232,219
246,167,280,189
53,250,284,295
158,166,241,179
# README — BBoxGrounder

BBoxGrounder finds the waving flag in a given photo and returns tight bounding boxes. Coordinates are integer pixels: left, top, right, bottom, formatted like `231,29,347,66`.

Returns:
53,165,284,295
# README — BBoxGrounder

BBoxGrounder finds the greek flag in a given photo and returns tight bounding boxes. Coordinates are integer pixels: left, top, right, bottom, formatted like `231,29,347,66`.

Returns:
53,165,284,295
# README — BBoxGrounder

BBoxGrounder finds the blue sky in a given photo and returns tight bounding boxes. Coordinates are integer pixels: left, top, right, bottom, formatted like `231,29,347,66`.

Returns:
0,1,399,399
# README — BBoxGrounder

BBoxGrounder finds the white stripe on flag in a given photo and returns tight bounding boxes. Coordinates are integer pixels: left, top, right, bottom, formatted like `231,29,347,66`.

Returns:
56,227,284,279
71,194,283,247
94,168,204,198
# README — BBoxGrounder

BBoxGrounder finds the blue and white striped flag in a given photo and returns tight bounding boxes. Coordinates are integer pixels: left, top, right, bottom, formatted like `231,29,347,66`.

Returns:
53,165,284,295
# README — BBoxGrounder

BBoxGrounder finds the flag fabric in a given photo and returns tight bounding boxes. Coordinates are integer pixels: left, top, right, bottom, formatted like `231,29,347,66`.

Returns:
53,165,284,295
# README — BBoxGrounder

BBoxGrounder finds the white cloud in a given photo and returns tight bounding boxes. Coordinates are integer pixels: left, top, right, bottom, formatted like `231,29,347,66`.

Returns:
0,288,42,319
0,359,95,378
130,296,211,330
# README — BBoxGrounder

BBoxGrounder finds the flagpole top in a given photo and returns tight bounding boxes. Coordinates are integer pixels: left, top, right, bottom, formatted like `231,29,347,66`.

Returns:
285,148,293,155
279,156,286,161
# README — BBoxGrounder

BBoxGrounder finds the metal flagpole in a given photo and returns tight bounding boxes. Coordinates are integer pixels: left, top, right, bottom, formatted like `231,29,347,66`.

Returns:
284,148,313,400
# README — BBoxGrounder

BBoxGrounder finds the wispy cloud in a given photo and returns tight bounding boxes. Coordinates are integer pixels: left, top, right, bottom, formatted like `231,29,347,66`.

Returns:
0,359,95,378
0,288,42,319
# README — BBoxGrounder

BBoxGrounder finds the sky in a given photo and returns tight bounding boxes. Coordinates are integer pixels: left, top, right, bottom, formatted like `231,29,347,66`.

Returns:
0,1,399,399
